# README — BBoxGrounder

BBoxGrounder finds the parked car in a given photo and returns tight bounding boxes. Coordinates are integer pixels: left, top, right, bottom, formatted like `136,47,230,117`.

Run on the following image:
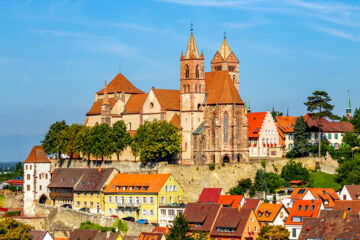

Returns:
122,216,135,222
111,215,119,218
79,207,90,212
136,218,148,224
60,204,72,209
151,222,159,227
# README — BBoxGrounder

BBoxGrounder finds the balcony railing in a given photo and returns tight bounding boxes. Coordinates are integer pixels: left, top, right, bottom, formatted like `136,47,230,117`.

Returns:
50,192,73,199
117,202,141,208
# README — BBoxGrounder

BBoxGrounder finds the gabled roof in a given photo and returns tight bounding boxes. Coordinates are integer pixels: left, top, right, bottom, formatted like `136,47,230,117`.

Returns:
69,229,98,240
285,200,322,225
170,113,181,129
97,73,143,94
291,188,310,200
25,146,50,163
211,38,239,64
217,195,243,208
205,71,243,105
73,168,116,192
152,89,180,111
242,199,261,211
333,200,360,217
256,203,283,222
247,112,267,138
104,174,170,194
30,230,50,240
184,202,222,232
124,93,148,114
86,98,116,116
319,209,346,219
276,116,297,145
304,114,354,133
48,168,88,189
344,185,360,200
309,188,339,208
138,232,164,240
198,188,222,203
185,31,199,59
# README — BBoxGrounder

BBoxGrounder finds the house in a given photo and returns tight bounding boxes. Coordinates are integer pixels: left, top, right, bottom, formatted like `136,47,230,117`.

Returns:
198,188,222,203
255,203,288,226
217,195,244,208
242,199,261,211
210,207,260,240
275,116,297,152
138,232,165,240
73,168,118,213
248,111,281,158
158,203,186,227
290,188,339,209
103,174,183,223
333,200,360,218
285,199,323,240
338,185,360,200
185,202,222,233
68,229,119,240
319,209,346,219
30,230,53,240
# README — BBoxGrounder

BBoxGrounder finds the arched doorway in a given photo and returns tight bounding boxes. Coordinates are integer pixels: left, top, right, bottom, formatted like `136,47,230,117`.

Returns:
39,195,47,204
237,154,241,162
222,155,230,163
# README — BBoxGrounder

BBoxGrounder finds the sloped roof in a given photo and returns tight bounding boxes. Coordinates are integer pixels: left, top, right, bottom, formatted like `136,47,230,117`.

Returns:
138,232,164,240
97,73,143,94
185,31,199,59
73,168,116,191
248,112,267,138
211,39,239,64
30,230,49,240
256,203,283,222
48,168,88,189
205,71,243,105
309,188,339,208
285,200,322,225
124,93,148,114
104,174,170,194
333,200,360,217
69,229,98,240
304,114,354,133
218,38,232,60
25,146,50,163
170,113,181,129
153,89,180,111
86,98,116,116
184,202,222,232
276,116,297,146
242,199,260,211
198,188,222,203
217,195,243,208
345,185,360,200
319,209,346,219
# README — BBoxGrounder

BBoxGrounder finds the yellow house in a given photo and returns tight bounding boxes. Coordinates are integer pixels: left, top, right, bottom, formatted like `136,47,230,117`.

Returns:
104,173,183,223
72,168,118,214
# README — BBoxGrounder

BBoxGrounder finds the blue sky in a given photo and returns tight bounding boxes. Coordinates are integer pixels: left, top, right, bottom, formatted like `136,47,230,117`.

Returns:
1,0,359,162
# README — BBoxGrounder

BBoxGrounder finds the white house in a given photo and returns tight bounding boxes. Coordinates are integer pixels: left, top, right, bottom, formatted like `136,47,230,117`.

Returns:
158,204,186,227
255,203,288,226
23,146,51,215
338,185,360,200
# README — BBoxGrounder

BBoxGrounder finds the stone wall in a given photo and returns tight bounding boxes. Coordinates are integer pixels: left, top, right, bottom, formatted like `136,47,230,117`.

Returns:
32,204,154,238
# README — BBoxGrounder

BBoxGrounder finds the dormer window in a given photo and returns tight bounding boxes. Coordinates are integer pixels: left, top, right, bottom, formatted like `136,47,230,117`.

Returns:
143,186,148,191
129,187,133,191
122,186,126,190
116,186,120,191
194,223,203,227
136,186,141,190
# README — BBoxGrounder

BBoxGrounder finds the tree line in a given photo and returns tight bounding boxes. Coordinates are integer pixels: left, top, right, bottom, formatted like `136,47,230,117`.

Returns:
41,119,181,163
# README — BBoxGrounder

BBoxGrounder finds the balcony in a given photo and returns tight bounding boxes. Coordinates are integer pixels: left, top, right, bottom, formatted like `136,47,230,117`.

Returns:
117,202,141,208
50,192,73,199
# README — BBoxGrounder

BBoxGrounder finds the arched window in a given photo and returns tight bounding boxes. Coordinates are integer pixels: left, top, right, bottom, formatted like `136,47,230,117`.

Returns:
212,115,216,146
187,84,190,93
224,112,228,143
236,115,240,139
196,65,199,78
183,85,187,93
185,65,189,79
129,122,132,131
198,84,201,92
195,84,198,93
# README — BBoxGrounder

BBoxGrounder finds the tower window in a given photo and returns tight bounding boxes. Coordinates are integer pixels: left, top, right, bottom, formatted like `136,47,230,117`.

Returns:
198,84,201,92
224,112,229,143
195,84,198,93
183,85,187,93
229,65,235,71
150,102,154,109
185,65,189,79
215,65,222,71
196,65,199,78
187,84,190,93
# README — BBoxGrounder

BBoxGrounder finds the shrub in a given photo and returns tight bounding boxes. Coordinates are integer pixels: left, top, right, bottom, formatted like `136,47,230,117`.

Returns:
209,164,215,170
285,150,296,159
4,211,20,217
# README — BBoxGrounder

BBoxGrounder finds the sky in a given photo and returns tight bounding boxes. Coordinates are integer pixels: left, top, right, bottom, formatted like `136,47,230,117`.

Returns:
1,0,359,162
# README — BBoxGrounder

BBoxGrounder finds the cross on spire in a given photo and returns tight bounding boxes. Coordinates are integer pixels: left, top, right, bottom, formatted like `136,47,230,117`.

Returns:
223,30,227,39
190,22,194,32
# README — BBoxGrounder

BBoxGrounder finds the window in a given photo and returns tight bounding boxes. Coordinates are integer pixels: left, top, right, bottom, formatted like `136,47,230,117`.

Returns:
77,201,80,207
169,209,175,216
90,202,93,207
90,192,93,197
76,192,80,196
304,205,308,211
30,165,32,170
343,194,347,200
170,196,173,204
177,196,181,201
161,197,166,204
187,85,190,93
27,174,30,180
161,209,166,216
122,186,126,191
311,205,315,211
185,65,189,78
26,165,28,170
214,65,222,71
228,65,235,71
251,217,254,222
224,112,228,143
39,174,41,180
108,208,112,214
120,208,125,215
84,192,87,197
108,196,112,203
347,207,352,211
195,84,198,93
328,133,332,139
335,133,338,139
254,226,257,232
128,197,133,204
115,196,118,203
143,197,147,204
97,192,99,197
142,209,147,216
196,65,199,78
84,201,87,207
198,84,201,92
128,209,133,214
149,210,154,216
292,228,297,238
183,85,187,93
121,197,125,204
280,212,283,218
39,185,42,190
136,197,140,205
292,217,301,223
315,133,319,139
129,186,133,191
150,197,154,204
297,205,302,211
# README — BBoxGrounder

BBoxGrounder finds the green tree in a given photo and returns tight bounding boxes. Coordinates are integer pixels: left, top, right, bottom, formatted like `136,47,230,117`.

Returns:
336,156,360,186
342,132,360,148
90,123,115,160
64,124,83,159
254,170,287,194
229,178,252,195
293,116,310,157
75,126,92,160
304,91,338,157
79,221,115,232
14,162,23,177
257,225,290,240
112,121,132,161
131,120,181,163
0,218,32,240
351,108,360,133
41,120,69,158
166,212,193,240
272,193,277,204
113,219,128,237
281,159,310,182
271,108,283,118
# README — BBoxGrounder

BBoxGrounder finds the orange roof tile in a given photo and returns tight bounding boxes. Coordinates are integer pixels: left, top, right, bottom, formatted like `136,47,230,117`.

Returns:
86,98,116,116
97,73,143,94
170,113,181,129
256,203,283,222
104,174,170,194
124,93,148,114
247,112,266,138
285,200,322,225
205,71,243,105
217,195,243,208
24,146,50,163
139,232,164,240
152,89,180,111
291,188,310,200
276,116,297,134
309,188,340,208
333,200,360,216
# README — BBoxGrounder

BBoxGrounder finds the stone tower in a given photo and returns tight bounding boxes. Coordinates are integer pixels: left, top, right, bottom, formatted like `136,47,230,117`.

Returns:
180,29,205,165
101,80,111,124
23,146,51,215
211,37,240,92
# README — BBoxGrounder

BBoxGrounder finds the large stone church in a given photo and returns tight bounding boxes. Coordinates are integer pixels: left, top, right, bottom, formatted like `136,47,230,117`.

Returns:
85,30,249,164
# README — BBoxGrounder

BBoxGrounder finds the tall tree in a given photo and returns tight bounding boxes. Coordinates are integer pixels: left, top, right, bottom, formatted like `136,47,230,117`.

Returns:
0,218,32,240
166,212,193,240
41,120,69,158
90,123,115,161
131,120,181,163
113,219,128,237
229,178,252,195
293,116,310,157
64,124,83,159
75,126,92,160
112,121,132,161
304,91,338,157
281,159,310,182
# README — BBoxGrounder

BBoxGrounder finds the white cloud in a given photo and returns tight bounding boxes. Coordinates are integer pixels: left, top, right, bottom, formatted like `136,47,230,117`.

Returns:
312,25,358,41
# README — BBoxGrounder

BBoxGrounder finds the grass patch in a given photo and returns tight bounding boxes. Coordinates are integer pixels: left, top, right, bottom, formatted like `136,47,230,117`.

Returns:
310,172,341,191
0,195,4,207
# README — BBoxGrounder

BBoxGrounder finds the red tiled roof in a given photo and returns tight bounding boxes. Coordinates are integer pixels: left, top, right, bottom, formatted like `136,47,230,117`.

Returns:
304,114,354,133
198,188,222,203
3,180,23,186
247,112,267,138
310,188,339,208
184,202,222,232
24,146,50,163
291,188,310,200
217,195,243,208
205,71,243,105
333,200,360,216
285,200,322,225
138,232,164,240
344,185,360,200
86,98,116,116
170,113,181,129
153,89,180,111
276,116,297,146
124,93,148,114
97,73,143,94
256,203,283,222
242,199,261,211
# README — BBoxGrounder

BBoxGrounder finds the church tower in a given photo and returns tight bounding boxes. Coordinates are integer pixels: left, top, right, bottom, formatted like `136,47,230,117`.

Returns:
346,90,352,120
180,29,205,165
101,81,111,124
211,36,240,92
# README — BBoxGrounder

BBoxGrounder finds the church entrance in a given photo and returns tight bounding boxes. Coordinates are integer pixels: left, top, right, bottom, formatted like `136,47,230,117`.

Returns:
39,195,47,204
222,155,230,163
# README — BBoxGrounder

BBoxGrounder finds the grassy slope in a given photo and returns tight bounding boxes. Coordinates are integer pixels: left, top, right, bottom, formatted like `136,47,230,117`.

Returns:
0,194,4,207
310,171,341,191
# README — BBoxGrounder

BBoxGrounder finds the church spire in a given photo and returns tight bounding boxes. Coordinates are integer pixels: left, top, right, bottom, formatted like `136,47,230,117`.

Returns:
346,90,352,119
218,36,232,60
185,29,199,59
